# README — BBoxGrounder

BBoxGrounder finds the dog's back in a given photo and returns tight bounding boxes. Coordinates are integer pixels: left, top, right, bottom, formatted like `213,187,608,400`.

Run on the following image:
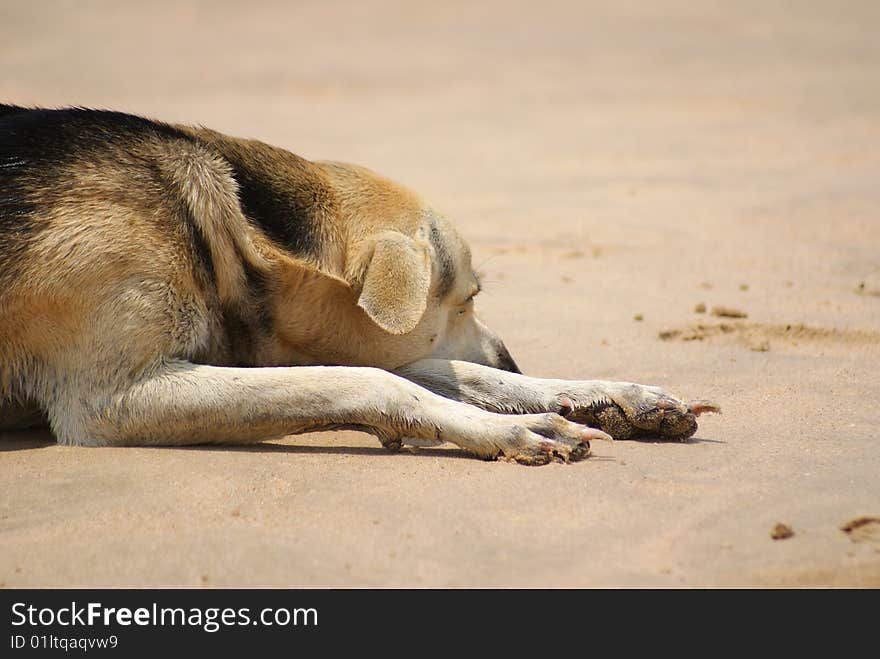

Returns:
0,107,271,415
0,105,193,286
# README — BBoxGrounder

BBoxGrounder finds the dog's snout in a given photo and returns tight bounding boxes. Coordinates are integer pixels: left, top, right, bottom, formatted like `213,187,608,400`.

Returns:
494,342,521,374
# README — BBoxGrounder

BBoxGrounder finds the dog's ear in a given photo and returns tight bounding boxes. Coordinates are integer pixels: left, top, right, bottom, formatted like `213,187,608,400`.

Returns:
351,231,431,335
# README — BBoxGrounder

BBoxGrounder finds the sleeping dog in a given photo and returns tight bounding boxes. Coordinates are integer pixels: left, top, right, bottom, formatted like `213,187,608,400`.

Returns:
0,106,716,464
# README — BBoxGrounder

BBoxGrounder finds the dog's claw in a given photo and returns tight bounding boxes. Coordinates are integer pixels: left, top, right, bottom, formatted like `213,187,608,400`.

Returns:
557,396,575,417
582,427,613,442
499,414,596,465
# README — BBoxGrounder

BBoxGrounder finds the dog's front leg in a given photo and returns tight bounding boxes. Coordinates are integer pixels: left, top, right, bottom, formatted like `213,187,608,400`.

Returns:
52,361,604,464
394,359,718,441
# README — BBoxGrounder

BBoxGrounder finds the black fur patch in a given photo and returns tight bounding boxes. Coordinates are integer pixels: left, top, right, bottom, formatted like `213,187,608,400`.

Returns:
0,104,31,119
0,106,52,287
1,106,190,161
428,219,456,299
222,153,323,258
172,189,217,285
494,343,522,374
241,260,274,334
218,260,274,366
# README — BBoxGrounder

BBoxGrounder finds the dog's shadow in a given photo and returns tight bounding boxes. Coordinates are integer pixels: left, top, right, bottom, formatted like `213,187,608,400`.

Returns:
0,428,475,460
0,427,718,463
0,428,55,451
184,442,478,461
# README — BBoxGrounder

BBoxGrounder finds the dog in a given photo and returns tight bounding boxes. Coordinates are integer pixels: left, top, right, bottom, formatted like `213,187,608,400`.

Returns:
0,105,716,464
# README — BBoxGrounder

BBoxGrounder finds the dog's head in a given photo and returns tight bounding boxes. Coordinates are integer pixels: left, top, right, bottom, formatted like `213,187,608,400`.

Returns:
268,162,520,373
347,211,521,374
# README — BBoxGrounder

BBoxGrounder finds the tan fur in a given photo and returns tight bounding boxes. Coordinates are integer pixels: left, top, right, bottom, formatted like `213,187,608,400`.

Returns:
155,138,270,304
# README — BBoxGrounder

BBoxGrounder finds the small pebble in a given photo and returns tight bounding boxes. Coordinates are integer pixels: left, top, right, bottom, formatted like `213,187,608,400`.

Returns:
694,302,706,314
771,523,794,540
633,314,644,321
856,278,880,297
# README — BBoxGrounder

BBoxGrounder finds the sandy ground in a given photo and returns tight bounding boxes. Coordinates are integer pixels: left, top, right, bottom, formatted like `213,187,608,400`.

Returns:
1,0,879,587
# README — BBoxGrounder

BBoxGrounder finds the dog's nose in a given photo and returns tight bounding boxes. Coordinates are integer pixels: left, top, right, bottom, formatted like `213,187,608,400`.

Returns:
494,342,522,374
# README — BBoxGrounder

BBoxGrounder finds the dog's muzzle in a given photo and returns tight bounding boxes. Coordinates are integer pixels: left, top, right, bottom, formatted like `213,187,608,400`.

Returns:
493,342,522,374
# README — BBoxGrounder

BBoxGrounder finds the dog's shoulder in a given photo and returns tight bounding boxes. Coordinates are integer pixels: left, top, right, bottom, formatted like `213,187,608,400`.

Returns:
0,106,334,264
0,107,203,273
176,125,332,261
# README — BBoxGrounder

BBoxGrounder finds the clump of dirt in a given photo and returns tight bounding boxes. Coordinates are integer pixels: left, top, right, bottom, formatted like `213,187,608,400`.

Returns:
712,306,748,319
659,324,740,342
771,523,794,540
658,322,880,352
855,274,880,297
687,400,721,415
841,517,880,544
694,302,706,313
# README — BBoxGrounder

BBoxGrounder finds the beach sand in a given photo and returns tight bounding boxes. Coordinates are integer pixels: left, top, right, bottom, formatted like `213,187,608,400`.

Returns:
1,0,878,587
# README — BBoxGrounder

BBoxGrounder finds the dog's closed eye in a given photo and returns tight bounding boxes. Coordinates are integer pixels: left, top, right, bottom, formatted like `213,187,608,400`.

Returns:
458,288,479,314
466,279,483,302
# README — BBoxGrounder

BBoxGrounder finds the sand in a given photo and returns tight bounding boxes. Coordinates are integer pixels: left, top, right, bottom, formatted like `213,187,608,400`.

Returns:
1,0,878,587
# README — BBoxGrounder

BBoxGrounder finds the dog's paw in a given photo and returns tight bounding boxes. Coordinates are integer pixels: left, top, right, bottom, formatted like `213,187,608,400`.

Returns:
563,384,719,441
489,413,607,465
